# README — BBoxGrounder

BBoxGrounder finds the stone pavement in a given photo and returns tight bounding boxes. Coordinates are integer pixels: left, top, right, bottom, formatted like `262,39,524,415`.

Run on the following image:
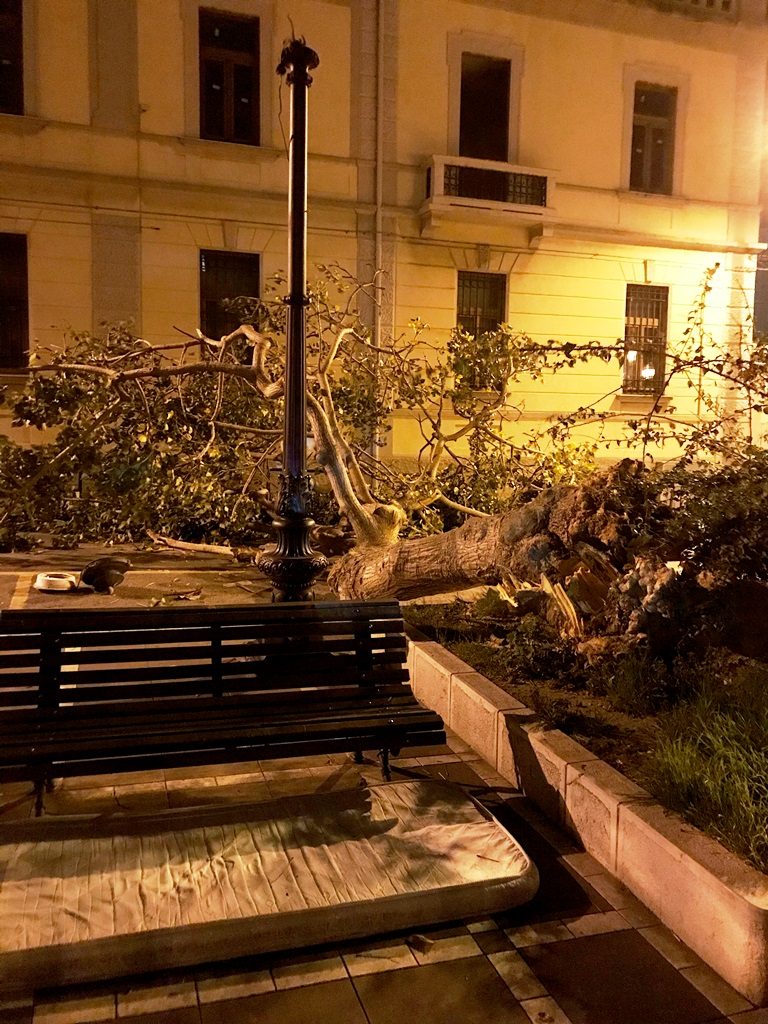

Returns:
0,543,289,612
1,732,764,1024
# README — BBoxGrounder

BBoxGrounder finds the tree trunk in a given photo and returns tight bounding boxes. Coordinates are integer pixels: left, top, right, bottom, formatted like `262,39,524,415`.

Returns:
328,460,645,601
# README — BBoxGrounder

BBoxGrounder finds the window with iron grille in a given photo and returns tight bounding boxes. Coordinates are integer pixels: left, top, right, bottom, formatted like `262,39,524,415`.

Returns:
199,9,259,145
0,232,28,370
630,83,677,195
459,53,510,163
623,284,668,395
456,271,506,389
0,0,23,116
200,249,260,340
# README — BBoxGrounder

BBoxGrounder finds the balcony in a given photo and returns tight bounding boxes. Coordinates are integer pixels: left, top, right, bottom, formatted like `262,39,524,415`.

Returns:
625,0,739,18
419,155,555,235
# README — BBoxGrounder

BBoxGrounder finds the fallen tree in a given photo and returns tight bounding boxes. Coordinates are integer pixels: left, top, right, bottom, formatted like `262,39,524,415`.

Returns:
3,265,768,658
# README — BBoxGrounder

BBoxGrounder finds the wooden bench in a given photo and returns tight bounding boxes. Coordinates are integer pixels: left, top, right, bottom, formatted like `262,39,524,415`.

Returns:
0,600,445,814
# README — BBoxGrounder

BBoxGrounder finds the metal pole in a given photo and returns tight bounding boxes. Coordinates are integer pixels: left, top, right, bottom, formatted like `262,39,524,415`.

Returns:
256,38,327,602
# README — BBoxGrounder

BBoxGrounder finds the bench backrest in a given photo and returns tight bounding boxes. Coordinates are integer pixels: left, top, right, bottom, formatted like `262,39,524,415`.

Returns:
0,600,409,712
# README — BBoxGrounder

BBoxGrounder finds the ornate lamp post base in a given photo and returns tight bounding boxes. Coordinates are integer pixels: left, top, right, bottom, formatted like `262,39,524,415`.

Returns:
256,515,328,603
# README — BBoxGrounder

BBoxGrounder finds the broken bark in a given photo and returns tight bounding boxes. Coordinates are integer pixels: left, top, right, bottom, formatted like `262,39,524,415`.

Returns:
328,460,645,602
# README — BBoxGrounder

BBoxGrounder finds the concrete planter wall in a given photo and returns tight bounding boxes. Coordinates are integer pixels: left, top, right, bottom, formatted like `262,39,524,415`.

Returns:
409,637,768,1006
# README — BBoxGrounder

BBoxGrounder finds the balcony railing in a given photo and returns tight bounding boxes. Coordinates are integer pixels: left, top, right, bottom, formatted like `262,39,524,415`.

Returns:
421,155,554,229
624,0,738,18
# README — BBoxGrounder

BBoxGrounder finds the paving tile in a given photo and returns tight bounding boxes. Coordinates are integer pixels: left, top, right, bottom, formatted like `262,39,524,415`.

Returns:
520,995,574,1024
729,1010,768,1023
558,851,604,877
466,918,499,933
200,979,367,1024
164,777,219,792
396,743,455,758
680,965,753,1016
520,929,727,1024
257,754,349,772
211,761,268,778
408,933,482,965
116,980,197,1017
113,782,169,812
473,928,516,954
617,903,660,928
638,924,704,969
343,942,418,975
271,954,347,990
33,992,116,1023
62,770,165,788
406,759,488,787
43,788,119,814
116,1009,200,1024
443,729,474,754
203,780,273,803
489,950,548,1000
506,922,575,948
164,764,234,782
353,957,530,1024
196,969,274,1003
582,872,643,909
563,910,630,937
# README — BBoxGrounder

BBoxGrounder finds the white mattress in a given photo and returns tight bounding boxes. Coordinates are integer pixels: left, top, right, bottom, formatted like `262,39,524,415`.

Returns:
0,780,538,992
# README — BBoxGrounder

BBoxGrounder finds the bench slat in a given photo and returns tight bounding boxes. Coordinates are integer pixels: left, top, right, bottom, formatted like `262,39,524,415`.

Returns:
0,618,406,652
0,681,415,728
0,704,438,760
46,635,406,667
0,600,403,633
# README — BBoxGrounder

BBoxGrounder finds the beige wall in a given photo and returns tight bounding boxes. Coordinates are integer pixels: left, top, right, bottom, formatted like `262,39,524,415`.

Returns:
0,0,764,460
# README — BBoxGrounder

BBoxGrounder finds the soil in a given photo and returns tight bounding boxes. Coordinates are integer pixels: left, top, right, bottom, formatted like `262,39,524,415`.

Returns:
471,668,660,786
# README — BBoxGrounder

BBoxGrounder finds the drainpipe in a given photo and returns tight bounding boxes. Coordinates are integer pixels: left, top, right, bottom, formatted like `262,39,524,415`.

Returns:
375,0,385,341
371,0,385,457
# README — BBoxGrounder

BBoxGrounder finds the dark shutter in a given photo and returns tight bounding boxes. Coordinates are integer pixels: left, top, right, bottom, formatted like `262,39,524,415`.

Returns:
459,54,510,163
200,249,260,341
0,0,23,116
0,232,28,369
199,9,259,146
630,84,676,195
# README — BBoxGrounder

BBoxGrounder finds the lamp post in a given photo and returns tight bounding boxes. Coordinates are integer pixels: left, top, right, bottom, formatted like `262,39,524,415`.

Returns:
256,38,328,602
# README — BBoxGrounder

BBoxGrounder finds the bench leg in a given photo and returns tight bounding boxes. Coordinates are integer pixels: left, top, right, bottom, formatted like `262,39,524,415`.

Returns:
378,748,391,782
33,780,45,817
353,750,364,765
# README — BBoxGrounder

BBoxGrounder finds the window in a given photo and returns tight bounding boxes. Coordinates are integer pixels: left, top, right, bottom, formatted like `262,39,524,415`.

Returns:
457,271,506,336
623,284,668,395
630,83,677,195
0,233,28,370
199,8,259,145
459,54,510,163
200,249,259,340
0,0,23,116
455,271,507,390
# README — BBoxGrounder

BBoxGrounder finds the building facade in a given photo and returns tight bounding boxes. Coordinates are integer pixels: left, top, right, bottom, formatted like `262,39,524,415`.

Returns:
0,0,766,457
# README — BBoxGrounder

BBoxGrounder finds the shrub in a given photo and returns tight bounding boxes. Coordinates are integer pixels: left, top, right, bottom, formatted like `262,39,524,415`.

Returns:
503,616,575,681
